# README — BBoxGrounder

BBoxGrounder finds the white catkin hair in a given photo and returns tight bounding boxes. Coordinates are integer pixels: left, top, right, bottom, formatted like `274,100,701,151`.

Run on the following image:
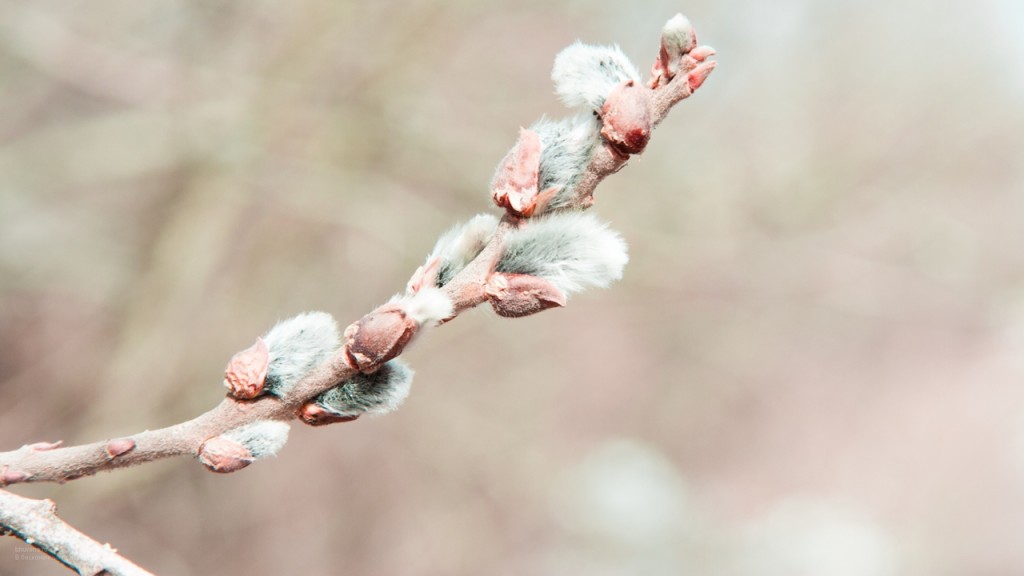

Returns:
393,286,454,327
552,42,641,110
497,212,629,295
223,421,290,459
313,359,414,418
262,311,340,396
531,115,600,211
428,213,500,287
662,14,695,61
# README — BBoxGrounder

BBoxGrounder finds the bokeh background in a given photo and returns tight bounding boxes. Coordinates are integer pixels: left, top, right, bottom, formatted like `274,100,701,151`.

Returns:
2,0,1023,574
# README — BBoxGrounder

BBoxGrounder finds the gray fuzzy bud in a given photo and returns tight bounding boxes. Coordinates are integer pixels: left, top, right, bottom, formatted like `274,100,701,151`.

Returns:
552,42,641,110
496,212,628,295
531,115,600,212
263,311,340,396
199,420,291,473
651,14,700,87
662,14,697,63
223,421,290,459
428,214,499,287
312,359,414,418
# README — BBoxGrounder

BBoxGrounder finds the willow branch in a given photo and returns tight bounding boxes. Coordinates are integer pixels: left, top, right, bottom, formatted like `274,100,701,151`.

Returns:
0,15,716,487
0,488,153,575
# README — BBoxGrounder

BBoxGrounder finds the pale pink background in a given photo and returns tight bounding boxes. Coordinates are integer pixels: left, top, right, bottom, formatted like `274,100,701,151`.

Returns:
1,1,1023,574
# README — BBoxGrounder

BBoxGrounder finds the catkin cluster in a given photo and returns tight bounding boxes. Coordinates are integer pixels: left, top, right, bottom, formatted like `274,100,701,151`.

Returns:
204,13,714,471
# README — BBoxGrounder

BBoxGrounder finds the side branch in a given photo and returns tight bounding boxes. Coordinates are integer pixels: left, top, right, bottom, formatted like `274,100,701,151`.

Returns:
0,489,153,575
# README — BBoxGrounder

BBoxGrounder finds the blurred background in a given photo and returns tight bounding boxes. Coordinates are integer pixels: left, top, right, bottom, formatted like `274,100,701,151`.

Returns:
1,0,1023,574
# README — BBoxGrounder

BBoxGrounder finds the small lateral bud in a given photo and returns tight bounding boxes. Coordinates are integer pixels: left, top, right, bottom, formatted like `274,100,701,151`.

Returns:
198,436,252,474
492,128,557,218
298,403,360,427
105,438,136,459
198,421,290,473
26,441,63,451
485,272,567,318
0,466,30,486
407,256,442,295
224,337,270,399
688,60,717,91
688,46,717,63
344,306,417,372
600,80,652,157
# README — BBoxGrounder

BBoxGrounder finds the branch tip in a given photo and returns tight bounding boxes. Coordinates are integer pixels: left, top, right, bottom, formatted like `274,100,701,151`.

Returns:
688,60,717,91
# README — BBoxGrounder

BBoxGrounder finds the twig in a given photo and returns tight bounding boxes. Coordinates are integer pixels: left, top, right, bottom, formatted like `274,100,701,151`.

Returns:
0,488,153,575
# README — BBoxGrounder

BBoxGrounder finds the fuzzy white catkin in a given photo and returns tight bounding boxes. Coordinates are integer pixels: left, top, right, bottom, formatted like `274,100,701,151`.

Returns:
314,359,414,418
223,421,290,459
262,311,340,396
531,115,600,211
662,14,695,59
428,213,499,287
393,286,453,327
552,42,641,110
497,212,628,295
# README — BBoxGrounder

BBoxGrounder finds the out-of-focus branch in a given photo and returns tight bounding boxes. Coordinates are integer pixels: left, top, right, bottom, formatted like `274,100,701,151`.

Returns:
0,488,153,575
